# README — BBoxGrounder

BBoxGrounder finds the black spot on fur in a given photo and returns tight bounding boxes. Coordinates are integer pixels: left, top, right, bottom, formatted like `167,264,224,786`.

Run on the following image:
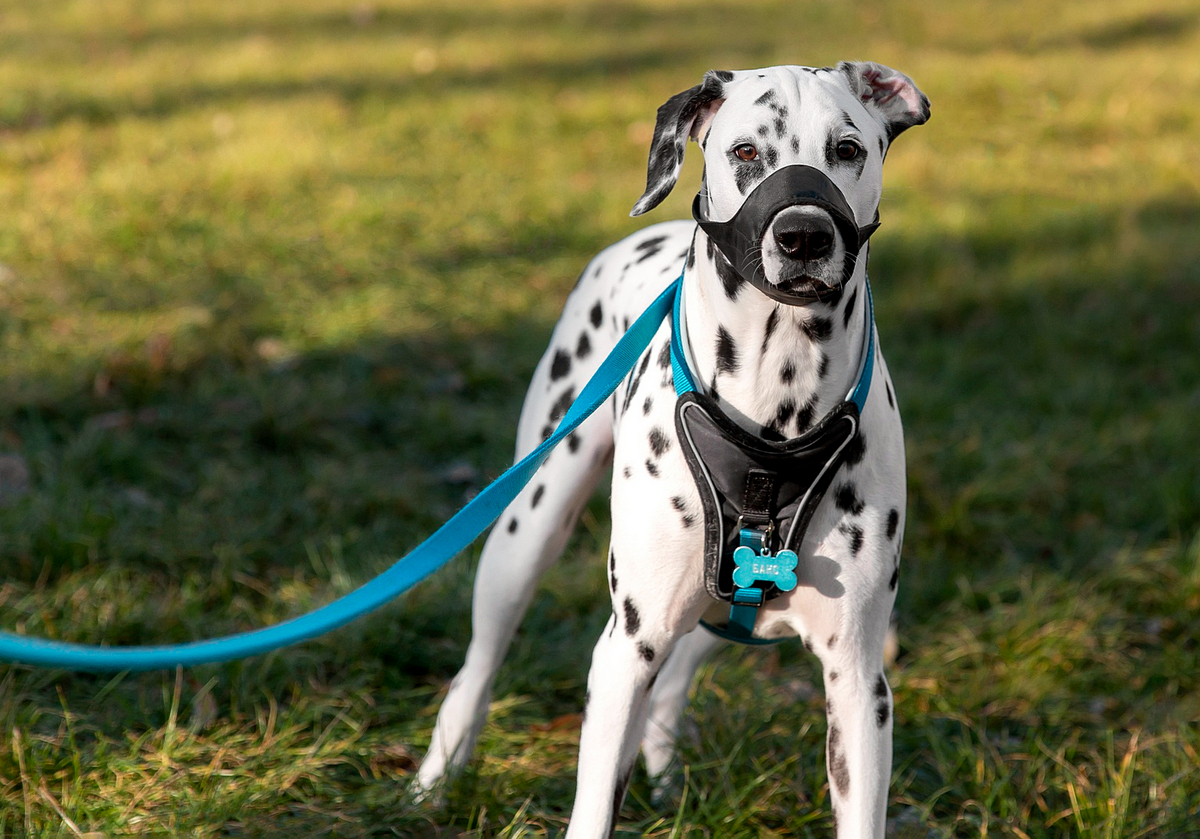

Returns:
645,458,659,477
763,143,778,168
734,159,765,194
828,633,838,649
635,235,668,263
541,424,553,441
623,597,640,636
827,724,850,798
686,243,696,269
802,315,833,342
887,508,900,540
877,702,890,728
576,331,591,359
671,495,696,528
761,307,779,354
622,466,632,479
795,398,816,432
842,288,858,330
754,90,777,107
803,636,814,651
874,674,888,699
549,387,574,422
648,427,670,457
712,245,744,301
770,399,796,435
621,350,652,414
531,484,545,508
567,433,581,453
829,670,839,681
843,432,866,466
643,396,653,416
590,301,603,328
791,135,800,154
638,642,656,662
715,326,739,375
780,360,796,384
889,567,899,591
886,381,895,409
658,340,672,369
507,518,518,534
550,348,571,381
818,353,830,379
835,483,865,515
840,523,864,555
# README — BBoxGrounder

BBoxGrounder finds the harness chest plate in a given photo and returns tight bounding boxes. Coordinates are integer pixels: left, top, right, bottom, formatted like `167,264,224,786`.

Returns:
673,390,859,604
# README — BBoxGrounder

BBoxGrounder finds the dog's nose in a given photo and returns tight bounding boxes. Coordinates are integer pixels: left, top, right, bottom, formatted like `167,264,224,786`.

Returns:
774,217,835,262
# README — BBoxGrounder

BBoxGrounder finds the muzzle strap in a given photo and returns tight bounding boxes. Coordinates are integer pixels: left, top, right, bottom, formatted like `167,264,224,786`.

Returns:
692,164,880,304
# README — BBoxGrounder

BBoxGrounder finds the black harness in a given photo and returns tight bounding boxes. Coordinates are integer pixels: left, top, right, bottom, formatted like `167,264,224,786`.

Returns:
671,165,877,643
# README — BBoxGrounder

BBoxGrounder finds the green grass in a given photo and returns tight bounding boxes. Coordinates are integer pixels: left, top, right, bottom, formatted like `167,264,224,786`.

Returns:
2,0,1200,835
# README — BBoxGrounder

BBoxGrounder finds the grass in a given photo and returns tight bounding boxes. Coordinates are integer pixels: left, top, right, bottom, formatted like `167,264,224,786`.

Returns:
2,0,1200,835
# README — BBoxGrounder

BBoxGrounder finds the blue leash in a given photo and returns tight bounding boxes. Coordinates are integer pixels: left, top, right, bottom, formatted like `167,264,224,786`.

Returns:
0,279,680,671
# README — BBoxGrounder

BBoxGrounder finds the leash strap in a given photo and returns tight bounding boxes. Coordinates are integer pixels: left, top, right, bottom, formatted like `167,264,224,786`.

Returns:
0,278,682,671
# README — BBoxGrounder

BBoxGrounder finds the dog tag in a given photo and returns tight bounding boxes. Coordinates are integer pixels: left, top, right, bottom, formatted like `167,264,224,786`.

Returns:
732,546,798,592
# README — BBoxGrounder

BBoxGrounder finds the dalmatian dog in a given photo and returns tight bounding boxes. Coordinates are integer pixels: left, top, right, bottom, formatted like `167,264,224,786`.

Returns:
415,62,930,837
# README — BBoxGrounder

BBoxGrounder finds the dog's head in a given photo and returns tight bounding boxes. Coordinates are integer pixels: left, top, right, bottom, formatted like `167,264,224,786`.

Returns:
631,63,929,302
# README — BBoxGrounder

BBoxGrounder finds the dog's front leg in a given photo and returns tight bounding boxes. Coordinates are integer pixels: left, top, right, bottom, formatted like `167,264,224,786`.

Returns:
822,662,892,838
567,575,706,837
815,588,895,839
566,618,665,838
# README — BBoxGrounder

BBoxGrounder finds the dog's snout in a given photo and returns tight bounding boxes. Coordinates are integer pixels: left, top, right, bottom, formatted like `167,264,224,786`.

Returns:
774,216,835,262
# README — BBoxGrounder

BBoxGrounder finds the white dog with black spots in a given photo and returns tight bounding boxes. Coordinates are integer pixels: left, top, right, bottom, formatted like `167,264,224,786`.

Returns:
415,61,930,838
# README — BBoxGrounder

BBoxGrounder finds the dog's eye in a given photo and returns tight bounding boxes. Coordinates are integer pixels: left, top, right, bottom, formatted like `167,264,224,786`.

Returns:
835,140,861,161
733,144,758,162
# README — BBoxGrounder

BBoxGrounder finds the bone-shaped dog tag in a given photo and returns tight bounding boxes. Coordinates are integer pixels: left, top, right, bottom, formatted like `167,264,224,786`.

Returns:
732,546,798,592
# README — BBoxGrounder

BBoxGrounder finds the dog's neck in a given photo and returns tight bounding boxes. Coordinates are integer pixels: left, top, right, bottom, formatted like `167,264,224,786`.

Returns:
680,228,869,440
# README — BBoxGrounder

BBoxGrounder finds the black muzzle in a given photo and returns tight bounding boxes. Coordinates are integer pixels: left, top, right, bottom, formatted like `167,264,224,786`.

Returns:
692,165,880,304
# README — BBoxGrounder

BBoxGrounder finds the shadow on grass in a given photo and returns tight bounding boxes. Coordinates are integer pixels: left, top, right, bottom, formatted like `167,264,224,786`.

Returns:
878,192,1200,611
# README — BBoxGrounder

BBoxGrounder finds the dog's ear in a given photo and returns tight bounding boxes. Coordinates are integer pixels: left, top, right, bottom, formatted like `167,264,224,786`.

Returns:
839,61,930,142
630,70,730,217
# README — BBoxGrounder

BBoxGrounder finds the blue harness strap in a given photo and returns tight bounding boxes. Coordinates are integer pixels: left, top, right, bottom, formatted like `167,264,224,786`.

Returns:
0,278,681,671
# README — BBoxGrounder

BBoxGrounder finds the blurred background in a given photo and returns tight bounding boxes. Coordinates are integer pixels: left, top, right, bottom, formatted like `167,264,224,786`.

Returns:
1,1,1198,835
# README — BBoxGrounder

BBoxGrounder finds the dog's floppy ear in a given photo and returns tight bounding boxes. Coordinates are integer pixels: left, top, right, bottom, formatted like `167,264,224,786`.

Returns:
839,61,930,142
630,70,731,217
